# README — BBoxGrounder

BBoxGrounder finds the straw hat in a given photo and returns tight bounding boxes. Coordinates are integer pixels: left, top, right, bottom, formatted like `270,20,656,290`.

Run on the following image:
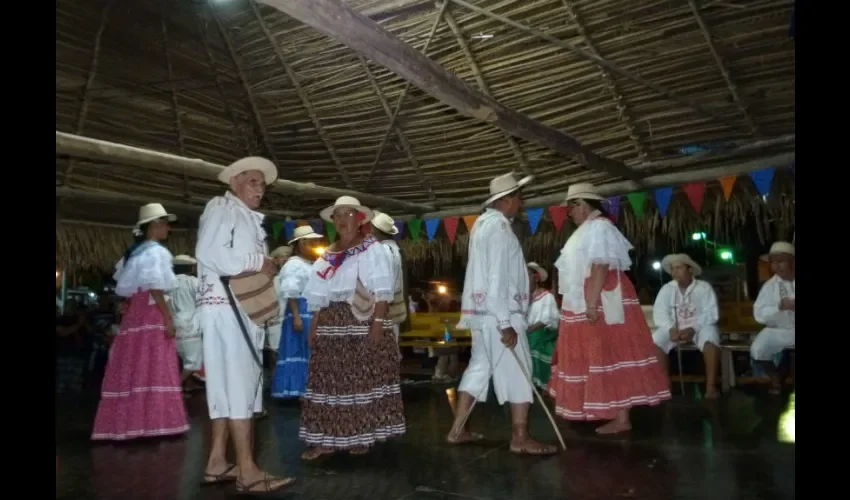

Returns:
320,196,374,224
527,262,548,282
563,183,604,204
217,157,278,185
136,203,176,227
760,241,795,262
483,172,534,207
269,246,293,259
372,211,399,235
288,226,323,245
661,253,702,277
172,254,197,265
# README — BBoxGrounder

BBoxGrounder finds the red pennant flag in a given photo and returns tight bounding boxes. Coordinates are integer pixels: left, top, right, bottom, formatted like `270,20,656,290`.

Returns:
462,215,479,231
718,176,737,201
443,216,460,244
683,182,706,214
548,205,569,232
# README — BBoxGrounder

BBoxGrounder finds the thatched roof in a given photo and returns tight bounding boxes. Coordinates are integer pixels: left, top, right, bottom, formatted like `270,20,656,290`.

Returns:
56,0,795,226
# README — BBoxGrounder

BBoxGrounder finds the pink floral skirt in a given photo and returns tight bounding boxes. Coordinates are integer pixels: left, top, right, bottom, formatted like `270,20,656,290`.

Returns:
91,291,189,441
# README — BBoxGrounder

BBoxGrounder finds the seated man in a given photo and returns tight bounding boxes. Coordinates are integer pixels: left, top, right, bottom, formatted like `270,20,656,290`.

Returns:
751,241,795,395
652,253,721,399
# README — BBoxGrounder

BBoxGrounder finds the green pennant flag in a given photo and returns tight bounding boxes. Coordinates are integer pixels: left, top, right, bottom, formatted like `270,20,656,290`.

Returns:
627,191,648,220
272,221,284,241
325,221,337,242
408,218,423,241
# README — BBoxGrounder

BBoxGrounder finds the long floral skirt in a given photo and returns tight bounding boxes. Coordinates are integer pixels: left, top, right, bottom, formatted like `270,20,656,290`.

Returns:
272,297,312,399
528,327,558,388
91,291,189,440
548,271,671,421
299,302,406,450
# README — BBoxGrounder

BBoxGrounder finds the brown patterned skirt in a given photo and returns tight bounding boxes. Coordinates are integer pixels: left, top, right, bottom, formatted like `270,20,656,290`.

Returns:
299,302,406,449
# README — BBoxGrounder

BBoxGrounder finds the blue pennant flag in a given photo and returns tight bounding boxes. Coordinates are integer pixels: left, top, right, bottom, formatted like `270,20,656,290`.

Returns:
425,218,441,242
749,168,776,196
654,187,673,218
526,207,543,235
284,220,296,242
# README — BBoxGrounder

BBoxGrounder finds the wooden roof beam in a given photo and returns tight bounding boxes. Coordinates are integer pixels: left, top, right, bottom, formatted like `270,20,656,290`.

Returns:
159,0,190,203
441,4,533,178
402,151,794,220
687,0,760,137
55,131,437,214
250,2,355,189
258,0,642,182
449,0,745,134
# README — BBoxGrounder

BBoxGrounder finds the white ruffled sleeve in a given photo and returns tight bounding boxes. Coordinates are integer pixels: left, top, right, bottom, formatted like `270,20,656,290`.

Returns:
278,258,311,300
359,241,395,303
303,258,329,312
581,219,633,271
113,244,178,297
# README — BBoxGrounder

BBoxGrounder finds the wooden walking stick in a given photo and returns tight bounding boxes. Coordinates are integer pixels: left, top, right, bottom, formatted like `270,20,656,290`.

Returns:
507,347,567,451
674,305,686,396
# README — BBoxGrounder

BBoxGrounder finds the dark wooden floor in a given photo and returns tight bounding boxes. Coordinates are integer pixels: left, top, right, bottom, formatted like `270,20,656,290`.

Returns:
56,382,794,500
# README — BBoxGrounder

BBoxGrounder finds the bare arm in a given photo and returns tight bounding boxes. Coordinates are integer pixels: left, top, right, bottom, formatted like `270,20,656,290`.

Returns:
374,301,389,320
150,290,173,326
585,263,609,308
288,299,301,322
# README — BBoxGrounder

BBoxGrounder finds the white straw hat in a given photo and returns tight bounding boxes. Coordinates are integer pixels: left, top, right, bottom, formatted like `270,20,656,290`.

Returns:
319,196,374,224
760,241,795,262
661,253,702,277
372,211,399,235
288,226,323,245
136,203,176,227
527,262,548,282
172,254,197,265
483,172,534,207
218,157,278,185
563,183,604,204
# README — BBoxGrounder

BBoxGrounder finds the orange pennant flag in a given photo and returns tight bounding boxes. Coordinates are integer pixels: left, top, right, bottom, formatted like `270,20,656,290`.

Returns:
719,176,737,201
462,215,479,231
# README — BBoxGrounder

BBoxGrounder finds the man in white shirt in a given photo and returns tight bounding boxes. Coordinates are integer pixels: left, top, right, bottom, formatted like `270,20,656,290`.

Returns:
448,173,556,456
265,245,292,364
651,253,721,399
195,157,293,493
751,241,795,395
169,254,202,394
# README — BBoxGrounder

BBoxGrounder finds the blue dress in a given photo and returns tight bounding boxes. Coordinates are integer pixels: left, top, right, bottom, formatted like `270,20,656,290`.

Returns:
272,257,313,398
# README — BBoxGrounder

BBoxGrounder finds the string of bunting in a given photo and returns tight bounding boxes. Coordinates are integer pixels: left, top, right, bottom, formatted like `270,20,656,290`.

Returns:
269,165,789,242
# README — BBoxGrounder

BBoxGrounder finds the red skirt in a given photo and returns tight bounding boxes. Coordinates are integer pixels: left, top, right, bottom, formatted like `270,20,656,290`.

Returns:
548,271,670,421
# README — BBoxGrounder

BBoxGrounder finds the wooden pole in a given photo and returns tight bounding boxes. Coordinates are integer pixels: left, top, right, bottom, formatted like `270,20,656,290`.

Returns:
257,0,642,182
396,151,794,220
55,186,302,219
55,131,436,214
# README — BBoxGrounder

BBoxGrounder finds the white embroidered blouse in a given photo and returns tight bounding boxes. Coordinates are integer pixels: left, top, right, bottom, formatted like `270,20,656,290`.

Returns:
652,279,719,333
528,289,559,330
458,209,530,330
113,242,178,298
555,212,633,314
278,256,313,301
302,235,394,313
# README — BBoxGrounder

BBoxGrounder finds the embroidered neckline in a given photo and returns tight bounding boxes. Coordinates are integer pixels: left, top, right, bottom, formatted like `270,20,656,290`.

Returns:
316,235,377,280
532,288,550,302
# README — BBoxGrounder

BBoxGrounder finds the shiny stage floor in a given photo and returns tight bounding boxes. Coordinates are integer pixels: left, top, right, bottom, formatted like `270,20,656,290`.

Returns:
56,383,794,500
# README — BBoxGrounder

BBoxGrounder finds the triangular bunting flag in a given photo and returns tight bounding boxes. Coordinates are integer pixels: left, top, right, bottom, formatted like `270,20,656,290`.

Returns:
425,218,441,242
393,221,405,241
683,182,707,214
408,218,423,241
718,176,737,201
309,219,323,236
272,221,283,241
283,220,296,241
626,192,647,220
443,216,460,244
654,187,673,218
749,168,775,197
548,205,569,232
526,208,544,235
462,215,479,232
325,221,336,242
606,196,621,223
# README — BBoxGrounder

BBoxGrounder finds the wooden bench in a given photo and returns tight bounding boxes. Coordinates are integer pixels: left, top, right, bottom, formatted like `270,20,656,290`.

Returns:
399,312,471,349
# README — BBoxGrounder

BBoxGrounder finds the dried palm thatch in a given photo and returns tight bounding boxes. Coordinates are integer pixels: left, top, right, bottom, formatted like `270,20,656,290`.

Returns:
56,0,795,222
